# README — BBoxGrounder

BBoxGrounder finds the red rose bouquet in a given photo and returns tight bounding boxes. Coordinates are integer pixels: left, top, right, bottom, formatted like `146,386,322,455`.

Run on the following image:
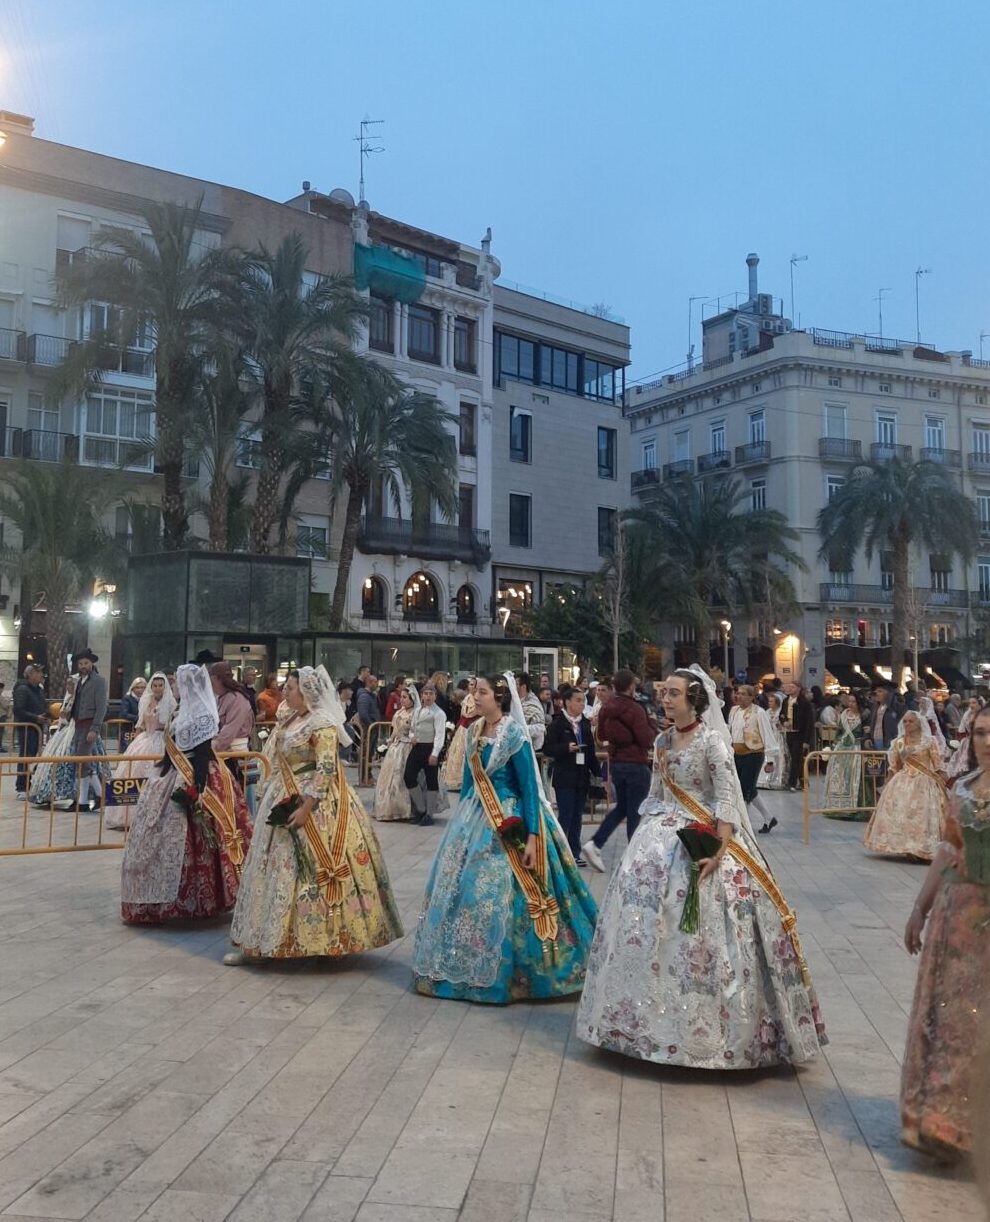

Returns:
498,814,528,853
172,783,199,814
675,821,723,934
267,794,316,883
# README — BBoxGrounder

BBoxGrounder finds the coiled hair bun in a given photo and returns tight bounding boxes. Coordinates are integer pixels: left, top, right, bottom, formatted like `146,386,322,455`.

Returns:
671,669,711,716
479,673,512,713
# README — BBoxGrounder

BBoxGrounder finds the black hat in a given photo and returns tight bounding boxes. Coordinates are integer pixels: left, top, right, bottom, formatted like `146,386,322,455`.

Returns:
74,648,99,664
193,649,219,665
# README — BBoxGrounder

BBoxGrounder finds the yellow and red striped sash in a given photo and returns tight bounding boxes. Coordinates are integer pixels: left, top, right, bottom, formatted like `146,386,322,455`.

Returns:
167,736,245,874
277,737,351,908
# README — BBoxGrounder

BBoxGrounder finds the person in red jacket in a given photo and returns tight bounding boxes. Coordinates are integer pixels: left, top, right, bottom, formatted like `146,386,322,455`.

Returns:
582,668,656,872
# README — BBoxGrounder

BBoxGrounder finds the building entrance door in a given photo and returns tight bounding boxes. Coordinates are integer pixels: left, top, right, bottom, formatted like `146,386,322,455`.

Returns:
523,646,560,688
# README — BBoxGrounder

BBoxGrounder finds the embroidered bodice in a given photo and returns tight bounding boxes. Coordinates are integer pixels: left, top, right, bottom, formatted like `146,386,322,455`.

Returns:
390,708,413,742
949,771,990,885
641,724,740,828
464,718,542,834
261,712,340,803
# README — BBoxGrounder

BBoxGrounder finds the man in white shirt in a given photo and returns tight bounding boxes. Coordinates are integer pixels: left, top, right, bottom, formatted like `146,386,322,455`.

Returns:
516,672,547,751
728,685,778,834
403,683,447,826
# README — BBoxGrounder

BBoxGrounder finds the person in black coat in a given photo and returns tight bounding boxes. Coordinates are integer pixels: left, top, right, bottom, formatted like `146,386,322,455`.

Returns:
781,680,815,790
544,684,600,866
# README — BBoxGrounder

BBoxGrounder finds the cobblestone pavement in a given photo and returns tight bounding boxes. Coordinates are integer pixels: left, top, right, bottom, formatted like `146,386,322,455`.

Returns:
0,782,983,1221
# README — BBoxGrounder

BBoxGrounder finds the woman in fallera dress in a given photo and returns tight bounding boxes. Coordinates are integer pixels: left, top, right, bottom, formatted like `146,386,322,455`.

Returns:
107,672,176,830
822,690,866,819
373,684,417,821
900,704,990,1162
226,666,403,963
757,691,788,791
120,664,252,924
946,696,983,782
863,710,948,861
577,665,827,1069
413,673,598,1004
441,677,479,790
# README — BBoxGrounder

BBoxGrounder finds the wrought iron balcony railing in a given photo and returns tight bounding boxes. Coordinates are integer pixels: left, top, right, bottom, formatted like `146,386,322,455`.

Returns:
358,516,492,565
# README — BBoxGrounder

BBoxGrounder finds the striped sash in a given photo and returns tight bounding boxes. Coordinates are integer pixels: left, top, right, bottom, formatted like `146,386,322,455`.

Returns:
277,737,351,908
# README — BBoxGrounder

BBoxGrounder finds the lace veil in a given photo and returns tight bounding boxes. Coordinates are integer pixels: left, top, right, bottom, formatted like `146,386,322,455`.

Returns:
173,664,219,751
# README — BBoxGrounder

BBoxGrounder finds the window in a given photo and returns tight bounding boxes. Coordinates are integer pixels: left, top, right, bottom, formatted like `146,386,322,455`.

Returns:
583,357,616,401
978,493,990,528
710,421,726,454
930,623,954,646
509,494,531,548
642,439,657,470
498,333,535,383
879,621,893,647
826,475,845,502
403,571,440,620
876,412,897,445
55,215,90,267
979,394,988,407
828,566,852,586
82,388,153,469
881,550,894,591
674,429,690,461
541,345,579,393
928,389,940,400
369,294,393,353
597,508,617,556
748,409,765,445
296,522,327,559
510,407,531,463
497,579,533,611
857,619,869,648
750,479,766,511
825,402,847,439
930,556,950,593
362,576,387,619
826,619,851,643
879,383,892,394
828,376,842,388
597,427,617,479
27,391,59,434
408,304,440,362
236,424,262,469
453,316,476,371
455,584,476,623
974,424,990,458
979,561,990,600
925,415,945,451
752,383,762,394
458,483,475,529
458,401,476,456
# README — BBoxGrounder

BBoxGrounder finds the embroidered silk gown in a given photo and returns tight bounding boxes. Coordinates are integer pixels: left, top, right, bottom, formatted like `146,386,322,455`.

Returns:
577,725,827,1069
30,719,109,807
413,717,598,1004
441,693,479,790
901,771,990,1160
373,707,415,821
230,713,403,958
863,740,947,860
120,742,252,924
822,711,866,819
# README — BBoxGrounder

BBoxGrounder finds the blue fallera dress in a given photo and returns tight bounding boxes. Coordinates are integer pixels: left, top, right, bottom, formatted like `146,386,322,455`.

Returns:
413,717,598,1004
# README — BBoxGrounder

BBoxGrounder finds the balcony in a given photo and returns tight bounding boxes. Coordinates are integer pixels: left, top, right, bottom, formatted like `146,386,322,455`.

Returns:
697,450,731,474
0,327,25,361
21,429,78,463
818,437,862,461
357,515,492,566
100,347,155,378
735,441,771,465
663,458,694,479
821,582,967,609
631,467,661,493
921,447,961,467
969,451,990,474
0,426,22,457
870,442,912,462
80,435,154,471
26,333,74,367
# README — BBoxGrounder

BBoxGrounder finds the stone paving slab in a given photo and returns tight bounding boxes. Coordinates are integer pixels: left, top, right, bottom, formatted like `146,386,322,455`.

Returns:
0,783,984,1220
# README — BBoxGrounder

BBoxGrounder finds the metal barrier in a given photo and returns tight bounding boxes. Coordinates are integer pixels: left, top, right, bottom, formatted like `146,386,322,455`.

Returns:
358,720,394,787
0,749,269,855
801,748,888,843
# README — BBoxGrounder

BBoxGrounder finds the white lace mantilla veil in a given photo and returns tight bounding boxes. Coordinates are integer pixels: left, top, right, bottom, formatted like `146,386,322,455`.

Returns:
137,671,176,729
297,665,350,736
682,663,759,842
916,695,947,755
173,664,220,752
896,707,934,749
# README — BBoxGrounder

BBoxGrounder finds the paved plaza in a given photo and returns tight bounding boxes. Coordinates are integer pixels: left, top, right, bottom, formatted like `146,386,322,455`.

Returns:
0,784,984,1222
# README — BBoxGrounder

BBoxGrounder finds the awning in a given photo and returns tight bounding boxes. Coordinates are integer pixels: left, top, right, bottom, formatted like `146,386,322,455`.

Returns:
824,664,860,688
354,243,426,304
931,666,972,691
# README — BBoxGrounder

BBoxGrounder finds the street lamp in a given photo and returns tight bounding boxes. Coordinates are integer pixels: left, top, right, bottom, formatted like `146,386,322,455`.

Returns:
720,619,731,679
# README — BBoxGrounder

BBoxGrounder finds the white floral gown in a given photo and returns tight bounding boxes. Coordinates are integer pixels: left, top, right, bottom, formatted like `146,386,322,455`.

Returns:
373,707,414,821
578,725,827,1069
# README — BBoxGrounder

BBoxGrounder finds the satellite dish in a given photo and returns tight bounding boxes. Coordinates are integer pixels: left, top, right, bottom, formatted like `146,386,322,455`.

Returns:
329,188,355,207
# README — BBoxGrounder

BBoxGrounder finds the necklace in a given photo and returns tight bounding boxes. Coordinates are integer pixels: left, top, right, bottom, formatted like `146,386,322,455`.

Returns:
674,719,701,735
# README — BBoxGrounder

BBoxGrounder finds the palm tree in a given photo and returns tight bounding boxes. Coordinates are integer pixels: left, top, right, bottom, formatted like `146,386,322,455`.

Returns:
628,476,804,661
319,361,459,630
817,458,978,688
56,198,244,549
0,462,121,694
186,349,251,551
232,235,366,553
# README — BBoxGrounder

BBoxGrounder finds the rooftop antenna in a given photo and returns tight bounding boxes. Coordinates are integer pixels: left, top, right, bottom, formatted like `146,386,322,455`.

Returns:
354,117,384,205
875,287,892,340
789,254,807,322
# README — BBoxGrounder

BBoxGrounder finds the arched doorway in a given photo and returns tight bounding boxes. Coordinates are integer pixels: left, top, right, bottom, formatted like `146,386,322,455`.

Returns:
455,583,477,625
402,571,440,621
362,575,387,619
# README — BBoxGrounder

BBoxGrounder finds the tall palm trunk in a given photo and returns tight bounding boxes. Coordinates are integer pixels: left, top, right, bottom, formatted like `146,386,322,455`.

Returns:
250,452,283,554
46,602,71,699
208,471,229,552
329,485,365,631
157,377,189,551
891,526,911,690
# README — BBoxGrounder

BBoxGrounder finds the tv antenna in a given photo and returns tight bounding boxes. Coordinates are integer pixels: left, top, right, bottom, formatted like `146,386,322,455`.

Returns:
354,117,384,204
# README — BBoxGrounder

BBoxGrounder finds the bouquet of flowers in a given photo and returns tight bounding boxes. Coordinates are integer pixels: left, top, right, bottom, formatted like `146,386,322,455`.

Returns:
675,821,723,934
172,783,199,814
172,783,220,848
266,794,316,884
498,813,528,854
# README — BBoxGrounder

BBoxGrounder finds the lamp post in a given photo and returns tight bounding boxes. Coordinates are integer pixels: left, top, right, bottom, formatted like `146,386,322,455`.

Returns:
915,267,931,344
720,619,731,680
789,254,807,323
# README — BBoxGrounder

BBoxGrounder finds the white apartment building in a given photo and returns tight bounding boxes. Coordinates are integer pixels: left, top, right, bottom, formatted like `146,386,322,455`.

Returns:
625,254,989,690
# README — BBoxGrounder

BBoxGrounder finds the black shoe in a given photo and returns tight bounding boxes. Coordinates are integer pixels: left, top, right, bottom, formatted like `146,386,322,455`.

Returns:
576,856,587,868
418,814,435,827
757,817,778,834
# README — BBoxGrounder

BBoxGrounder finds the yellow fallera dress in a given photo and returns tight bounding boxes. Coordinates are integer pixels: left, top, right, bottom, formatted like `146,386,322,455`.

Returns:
230,710,403,958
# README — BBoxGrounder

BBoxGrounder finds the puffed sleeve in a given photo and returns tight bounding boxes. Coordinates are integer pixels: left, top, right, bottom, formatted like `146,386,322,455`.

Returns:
706,730,741,828
301,727,338,802
506,734,542,836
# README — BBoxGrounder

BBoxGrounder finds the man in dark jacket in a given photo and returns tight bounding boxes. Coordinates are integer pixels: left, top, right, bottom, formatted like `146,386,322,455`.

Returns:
864,683,900,752
70,649,108,810
13,664,47,797
544,684,600,865
781,680,815,790
582,668,656,872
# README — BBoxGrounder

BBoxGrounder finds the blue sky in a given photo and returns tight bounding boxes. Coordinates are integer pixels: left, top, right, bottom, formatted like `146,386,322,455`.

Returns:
2,0,989,378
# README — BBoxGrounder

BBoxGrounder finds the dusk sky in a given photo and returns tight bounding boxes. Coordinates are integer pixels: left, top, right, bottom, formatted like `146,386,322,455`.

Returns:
2,0,989,379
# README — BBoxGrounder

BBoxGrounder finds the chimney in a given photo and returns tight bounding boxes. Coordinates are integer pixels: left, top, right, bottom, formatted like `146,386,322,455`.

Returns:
0,111,35,137
746,252,759,302
301,180,311,192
